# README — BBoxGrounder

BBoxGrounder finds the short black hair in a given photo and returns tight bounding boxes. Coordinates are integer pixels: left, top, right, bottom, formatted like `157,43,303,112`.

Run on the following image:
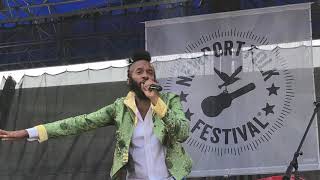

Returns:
127,50,152,78
128,50,151,65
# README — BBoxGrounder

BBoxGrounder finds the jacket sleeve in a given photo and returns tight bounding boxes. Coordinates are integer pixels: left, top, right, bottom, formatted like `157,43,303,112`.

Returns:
152,93,189,143
35,101,117,143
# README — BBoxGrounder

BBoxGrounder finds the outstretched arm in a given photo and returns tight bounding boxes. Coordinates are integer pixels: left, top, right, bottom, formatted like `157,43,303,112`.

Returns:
0,100,118,142
0,129,29,141
41,102,116,142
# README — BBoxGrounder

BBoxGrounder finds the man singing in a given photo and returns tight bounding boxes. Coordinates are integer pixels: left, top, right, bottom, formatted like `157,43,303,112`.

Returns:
0,50,192,180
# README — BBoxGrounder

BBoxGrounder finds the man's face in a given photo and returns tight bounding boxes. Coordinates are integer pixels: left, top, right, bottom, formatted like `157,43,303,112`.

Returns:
128,60,156,99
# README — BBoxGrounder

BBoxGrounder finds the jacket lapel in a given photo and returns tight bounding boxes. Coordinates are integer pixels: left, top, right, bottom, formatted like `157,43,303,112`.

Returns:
123,91,138,126
123,91,167,144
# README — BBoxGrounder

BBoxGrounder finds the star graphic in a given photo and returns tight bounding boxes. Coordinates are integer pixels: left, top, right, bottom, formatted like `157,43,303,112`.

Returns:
266,83,280,96
179,91,189,102
185,109,194,121
262,103,275,116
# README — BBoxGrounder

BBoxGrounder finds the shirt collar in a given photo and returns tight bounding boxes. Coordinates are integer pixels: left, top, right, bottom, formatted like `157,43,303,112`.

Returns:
124,91,153,125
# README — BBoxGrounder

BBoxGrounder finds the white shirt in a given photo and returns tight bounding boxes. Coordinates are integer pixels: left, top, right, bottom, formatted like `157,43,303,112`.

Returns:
26,106,170,180
127,106,170,180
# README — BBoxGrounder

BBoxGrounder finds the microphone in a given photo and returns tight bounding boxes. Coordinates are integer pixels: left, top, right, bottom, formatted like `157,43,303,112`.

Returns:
149,84,163,91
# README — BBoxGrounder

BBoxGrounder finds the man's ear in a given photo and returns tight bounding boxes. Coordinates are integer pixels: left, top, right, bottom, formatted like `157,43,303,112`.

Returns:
151,65,157,81
154,73,158,83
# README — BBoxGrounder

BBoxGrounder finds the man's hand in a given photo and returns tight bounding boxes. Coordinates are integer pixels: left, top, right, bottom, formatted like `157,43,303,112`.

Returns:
141,79,160,105
0,129,28,141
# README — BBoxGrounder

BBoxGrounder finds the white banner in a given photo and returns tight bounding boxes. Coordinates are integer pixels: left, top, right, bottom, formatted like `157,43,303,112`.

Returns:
146,3,319,177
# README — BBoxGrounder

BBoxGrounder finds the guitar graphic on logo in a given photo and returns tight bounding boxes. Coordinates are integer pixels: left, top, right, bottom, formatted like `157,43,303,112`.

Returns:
201,66,256,117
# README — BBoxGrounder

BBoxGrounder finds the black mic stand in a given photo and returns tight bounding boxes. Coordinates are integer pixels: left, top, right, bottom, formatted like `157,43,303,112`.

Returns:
282,101,320,180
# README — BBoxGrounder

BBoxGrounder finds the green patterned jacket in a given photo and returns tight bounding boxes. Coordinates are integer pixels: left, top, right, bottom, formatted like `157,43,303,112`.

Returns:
34,91,192,179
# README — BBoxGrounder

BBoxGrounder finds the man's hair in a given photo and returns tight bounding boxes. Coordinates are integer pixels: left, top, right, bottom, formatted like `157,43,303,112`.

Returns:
127,50,152,78
129,50,151,64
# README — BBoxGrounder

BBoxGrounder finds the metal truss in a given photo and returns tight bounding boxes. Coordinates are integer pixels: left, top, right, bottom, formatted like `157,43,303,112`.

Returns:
0,0,198,70
0,0,200,70
0,0,191,24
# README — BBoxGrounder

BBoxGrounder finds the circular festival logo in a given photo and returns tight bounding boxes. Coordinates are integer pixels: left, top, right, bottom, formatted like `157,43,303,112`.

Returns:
163,29,295,156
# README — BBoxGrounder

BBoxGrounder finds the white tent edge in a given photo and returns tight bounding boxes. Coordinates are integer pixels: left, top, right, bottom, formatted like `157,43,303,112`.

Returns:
0,40,319,89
